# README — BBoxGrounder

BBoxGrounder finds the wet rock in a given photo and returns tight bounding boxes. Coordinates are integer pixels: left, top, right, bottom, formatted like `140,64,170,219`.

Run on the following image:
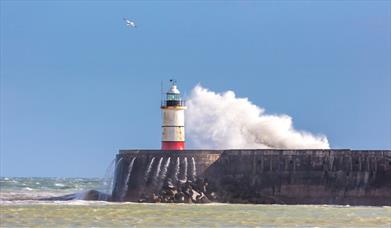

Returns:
151,193,160,203
137,178,217,204
198,196,211,203
174,192,185,203
39,190,111,201
208,192,217,200
191,189,200,202
166,179,175,189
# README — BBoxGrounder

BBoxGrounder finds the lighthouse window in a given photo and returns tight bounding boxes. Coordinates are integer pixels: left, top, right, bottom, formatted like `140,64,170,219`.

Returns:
167,94,180,100
167,94,175,100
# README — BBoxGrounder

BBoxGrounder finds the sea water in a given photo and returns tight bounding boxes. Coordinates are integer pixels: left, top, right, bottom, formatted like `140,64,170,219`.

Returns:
1,177,390,227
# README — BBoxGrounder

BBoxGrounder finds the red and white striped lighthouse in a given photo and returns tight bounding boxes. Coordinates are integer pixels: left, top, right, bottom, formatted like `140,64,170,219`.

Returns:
161,80,186,150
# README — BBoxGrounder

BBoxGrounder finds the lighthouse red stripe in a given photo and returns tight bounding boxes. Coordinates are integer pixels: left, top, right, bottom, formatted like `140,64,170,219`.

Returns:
162,141,185,150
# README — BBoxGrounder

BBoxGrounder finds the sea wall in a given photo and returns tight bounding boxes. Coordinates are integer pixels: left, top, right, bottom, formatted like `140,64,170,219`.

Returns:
112,149,391,206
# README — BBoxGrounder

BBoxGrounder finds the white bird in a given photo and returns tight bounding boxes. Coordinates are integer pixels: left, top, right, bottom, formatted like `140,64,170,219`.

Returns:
123,18,136,28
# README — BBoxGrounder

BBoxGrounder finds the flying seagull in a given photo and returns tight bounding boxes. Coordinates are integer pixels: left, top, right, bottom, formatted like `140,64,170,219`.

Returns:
123,18,136,28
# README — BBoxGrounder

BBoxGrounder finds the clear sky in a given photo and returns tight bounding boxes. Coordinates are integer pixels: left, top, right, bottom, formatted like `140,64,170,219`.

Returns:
1,1,390,177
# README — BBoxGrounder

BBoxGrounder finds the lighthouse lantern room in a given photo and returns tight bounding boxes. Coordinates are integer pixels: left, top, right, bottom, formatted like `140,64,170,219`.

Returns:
161,80,186,150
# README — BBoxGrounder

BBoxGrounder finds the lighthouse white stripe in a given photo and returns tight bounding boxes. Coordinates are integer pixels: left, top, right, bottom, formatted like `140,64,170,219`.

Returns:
162,109,184,126
162,127,185,141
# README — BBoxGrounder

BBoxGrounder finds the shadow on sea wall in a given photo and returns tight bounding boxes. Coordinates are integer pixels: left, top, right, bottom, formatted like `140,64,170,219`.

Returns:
112,149,391,206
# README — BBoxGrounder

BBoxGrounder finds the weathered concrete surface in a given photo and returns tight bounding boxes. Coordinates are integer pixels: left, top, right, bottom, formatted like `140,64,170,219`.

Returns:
112,149,391,206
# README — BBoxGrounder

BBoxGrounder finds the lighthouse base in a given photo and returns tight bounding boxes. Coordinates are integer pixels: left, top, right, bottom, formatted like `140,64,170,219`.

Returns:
161,141,185,150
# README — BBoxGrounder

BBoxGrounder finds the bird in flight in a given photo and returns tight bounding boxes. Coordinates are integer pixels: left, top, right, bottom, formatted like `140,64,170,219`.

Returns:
123,18,136,28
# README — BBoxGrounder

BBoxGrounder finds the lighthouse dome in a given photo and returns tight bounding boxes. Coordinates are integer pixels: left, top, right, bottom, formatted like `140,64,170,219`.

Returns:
168,85,180,94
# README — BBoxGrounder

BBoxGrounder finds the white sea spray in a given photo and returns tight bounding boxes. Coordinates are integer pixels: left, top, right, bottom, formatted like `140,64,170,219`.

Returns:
186,85,329,149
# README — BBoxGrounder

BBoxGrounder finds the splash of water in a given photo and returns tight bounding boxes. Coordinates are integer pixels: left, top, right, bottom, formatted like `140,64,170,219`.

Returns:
174,157,180,182
186,85,330,149
191,157,197,180
100,158,115,194
181,157,188,183
112,157,123,195
156,157,171,190
153,157,163,186
144,157,155,182
121,157,136,201
160,157,171,181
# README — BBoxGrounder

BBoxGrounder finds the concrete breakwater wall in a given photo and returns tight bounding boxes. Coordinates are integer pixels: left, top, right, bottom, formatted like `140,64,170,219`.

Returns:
112,149,391,206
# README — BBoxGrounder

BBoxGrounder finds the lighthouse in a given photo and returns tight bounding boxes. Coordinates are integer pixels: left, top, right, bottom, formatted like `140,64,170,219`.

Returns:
161,80,186,150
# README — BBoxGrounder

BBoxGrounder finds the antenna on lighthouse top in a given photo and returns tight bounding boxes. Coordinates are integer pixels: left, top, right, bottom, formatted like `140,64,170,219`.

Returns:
169,79,177,85
161,80,164,106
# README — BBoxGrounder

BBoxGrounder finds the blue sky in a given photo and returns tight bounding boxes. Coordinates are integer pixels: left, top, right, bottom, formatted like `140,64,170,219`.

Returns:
1,1,390,177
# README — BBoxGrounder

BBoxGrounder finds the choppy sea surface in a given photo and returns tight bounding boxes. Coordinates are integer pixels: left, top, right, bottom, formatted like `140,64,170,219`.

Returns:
1,177,390,227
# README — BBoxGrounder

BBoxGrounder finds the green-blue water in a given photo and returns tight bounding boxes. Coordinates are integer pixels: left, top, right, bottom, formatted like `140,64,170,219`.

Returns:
1,177,390,227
